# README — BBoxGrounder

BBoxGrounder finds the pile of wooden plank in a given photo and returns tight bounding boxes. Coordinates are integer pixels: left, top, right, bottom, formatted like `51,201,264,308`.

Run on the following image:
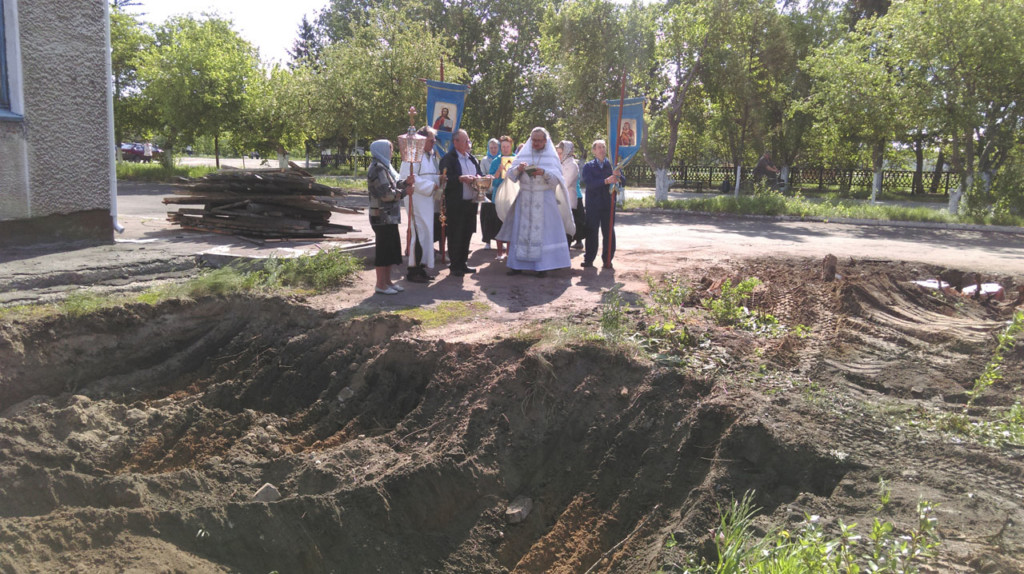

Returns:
164,165,361,239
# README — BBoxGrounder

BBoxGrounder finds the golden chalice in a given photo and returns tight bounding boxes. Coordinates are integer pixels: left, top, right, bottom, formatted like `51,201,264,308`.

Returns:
471,176,494,203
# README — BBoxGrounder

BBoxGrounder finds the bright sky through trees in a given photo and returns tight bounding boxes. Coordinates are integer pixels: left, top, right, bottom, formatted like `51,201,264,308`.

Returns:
129,0,327,64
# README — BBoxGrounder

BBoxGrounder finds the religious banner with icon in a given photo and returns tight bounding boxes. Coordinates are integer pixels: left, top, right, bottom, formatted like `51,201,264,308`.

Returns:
606,96,645,169
425,80,469,156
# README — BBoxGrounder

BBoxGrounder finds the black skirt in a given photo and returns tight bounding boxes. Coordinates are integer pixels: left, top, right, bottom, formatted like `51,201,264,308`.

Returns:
572,204,587,241
479,202,502,242
372,224,403,267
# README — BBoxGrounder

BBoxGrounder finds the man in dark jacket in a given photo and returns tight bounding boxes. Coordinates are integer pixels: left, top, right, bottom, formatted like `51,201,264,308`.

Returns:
438,129,483,276
579,139,623,269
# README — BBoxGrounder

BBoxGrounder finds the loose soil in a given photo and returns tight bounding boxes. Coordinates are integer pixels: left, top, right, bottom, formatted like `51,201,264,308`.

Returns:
1,256,1023,573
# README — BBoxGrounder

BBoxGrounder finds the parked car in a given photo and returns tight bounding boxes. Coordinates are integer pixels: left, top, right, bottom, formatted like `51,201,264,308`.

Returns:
119,142,162,163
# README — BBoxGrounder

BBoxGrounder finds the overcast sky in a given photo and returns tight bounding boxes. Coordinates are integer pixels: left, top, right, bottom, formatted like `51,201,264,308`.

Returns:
128,0,329,65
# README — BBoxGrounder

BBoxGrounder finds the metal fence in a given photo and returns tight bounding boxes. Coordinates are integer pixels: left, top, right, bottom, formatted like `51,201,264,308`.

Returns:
623,163,960,195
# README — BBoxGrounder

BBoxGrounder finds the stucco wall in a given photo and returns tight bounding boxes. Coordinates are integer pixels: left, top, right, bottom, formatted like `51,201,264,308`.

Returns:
0,0,112,229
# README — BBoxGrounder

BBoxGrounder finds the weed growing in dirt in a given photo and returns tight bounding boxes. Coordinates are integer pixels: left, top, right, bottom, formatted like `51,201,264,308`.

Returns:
601,288,628,339
144,248,362,300
60,292,116,317
701,278,782,335
928,402,1024,449
663,491,941,574
911,311,1024,450
967,311,1024,406
398,301,489,328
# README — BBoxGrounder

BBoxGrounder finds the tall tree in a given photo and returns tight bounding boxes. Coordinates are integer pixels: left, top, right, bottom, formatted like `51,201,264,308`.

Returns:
887,0,1024,213
287,15,324,70
139,15,258,167
312,7,464,152
540,0,657,147
109,6,155,149
236,65,310,166
802,9,908,202
643,0,725,199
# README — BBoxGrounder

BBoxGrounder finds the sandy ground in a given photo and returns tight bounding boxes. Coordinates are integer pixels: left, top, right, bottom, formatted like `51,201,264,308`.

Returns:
2,179,1024,573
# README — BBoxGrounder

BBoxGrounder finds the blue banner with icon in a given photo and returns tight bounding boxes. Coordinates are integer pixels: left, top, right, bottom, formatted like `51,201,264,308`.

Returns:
426,80,468,156
606,97,645,169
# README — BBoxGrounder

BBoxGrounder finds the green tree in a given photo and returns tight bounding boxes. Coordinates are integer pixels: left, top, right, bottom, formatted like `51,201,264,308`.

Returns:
312,7,464,153
643,0,725,199
109,6,155,150
235,65,310,166
888,0,1024,214
287,15,324,70
540,0,657,148
140,15,258,167
802,10,908,202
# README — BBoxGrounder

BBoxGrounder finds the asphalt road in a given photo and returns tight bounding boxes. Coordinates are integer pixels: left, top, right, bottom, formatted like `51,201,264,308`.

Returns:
2,180,1021,306
114,180,1024,274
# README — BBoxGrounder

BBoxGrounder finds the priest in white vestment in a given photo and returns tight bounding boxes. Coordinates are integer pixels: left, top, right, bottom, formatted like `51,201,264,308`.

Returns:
399,127,442,282
495,127,574,277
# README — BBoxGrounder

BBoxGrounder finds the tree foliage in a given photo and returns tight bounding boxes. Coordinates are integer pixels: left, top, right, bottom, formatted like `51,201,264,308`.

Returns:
109,6,155,146
112,0,1024,213
139,15,258,162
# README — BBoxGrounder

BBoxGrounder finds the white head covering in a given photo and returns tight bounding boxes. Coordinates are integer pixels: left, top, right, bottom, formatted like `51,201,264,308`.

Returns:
369,139,399,181
512,127,566,193
497,127,574,235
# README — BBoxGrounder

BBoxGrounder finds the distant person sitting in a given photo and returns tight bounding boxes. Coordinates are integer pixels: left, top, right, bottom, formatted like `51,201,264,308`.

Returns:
752,151,779,185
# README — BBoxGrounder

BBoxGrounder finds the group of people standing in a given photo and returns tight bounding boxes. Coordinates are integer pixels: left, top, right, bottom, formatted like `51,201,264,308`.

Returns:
366,126,623,295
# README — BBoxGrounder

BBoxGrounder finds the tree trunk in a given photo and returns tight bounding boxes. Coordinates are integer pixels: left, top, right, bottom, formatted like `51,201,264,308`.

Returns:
733,165,742,197
214,134,221,169
654,169,673,202
978,170,991,195
928,149,945,195
780,165,790,193
912,138,924,195
870,140,884,203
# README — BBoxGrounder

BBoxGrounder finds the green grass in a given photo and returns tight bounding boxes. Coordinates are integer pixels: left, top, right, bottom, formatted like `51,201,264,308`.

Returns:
661,491,940,573
116,161,217,182
397,300,490,328
0,249,364,321
626,192,1024,227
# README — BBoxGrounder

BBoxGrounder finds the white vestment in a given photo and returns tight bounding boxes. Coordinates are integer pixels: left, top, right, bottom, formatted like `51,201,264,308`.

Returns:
400,152,440,268
495,167,572,271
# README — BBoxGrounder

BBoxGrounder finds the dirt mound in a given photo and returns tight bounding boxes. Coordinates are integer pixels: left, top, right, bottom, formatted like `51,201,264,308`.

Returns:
2,258,1023,573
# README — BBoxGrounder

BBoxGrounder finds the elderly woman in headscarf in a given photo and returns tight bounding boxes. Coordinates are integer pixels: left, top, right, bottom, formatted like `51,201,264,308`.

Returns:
367,139,410,295
479,137,502,252
556,140,585,250
494,127,574,277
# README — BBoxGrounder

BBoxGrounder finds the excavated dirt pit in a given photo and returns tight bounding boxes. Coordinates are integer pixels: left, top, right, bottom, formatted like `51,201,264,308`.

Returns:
1,258,1023,573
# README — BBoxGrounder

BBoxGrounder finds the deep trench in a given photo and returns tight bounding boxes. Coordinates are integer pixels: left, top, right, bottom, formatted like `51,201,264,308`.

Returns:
0,297,849,573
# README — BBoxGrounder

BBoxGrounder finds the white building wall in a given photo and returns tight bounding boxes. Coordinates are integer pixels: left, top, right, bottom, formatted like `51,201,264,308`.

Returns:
0,0,112,243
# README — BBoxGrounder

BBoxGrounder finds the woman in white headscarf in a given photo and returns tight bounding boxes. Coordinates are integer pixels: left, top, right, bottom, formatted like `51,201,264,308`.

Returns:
494,127,574,277
367,139,409,295
556,140,585,249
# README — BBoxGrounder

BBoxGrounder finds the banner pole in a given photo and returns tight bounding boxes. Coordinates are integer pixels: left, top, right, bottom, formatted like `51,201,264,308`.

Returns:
438,56,448,265
607,70,626,268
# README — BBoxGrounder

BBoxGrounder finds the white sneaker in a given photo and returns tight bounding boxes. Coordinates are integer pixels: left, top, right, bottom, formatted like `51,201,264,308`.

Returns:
483,242,492,250
375,286,398,295
389,283,405,292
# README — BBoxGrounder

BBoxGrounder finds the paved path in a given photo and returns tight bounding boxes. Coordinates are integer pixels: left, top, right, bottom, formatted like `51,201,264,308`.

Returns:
2,181,1021,306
